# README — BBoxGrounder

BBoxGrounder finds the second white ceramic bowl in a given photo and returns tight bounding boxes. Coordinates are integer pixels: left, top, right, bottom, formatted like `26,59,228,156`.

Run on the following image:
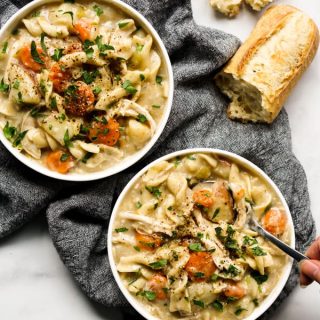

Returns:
108,148,294,320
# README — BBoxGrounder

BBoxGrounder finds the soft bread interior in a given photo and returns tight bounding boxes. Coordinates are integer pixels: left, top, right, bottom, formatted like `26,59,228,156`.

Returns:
215,73,272,123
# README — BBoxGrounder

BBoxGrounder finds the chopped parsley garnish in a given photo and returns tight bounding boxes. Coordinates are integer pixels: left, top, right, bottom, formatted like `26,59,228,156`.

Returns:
189,243,203,252
139,74,145,81
251,246,267,256
245,197,255,205
40,33,48,55
2,41,8,54
93,5,103,16
30,107,44,118
152,104,160,109
118,21,129,29
136,43,144,52
31,11,40,17
0,79,9,93
226,264,240,277
145,186,161,198
135,201,142,209
137,114,147,123
51,48,64,62
63,11,74,23
235,306,247,316
12,130,28,148
30,41,44,64
167,206,173,211
194,272,205,278
81,152,93,163
193,299,205,308
60,153,69,162
187,155,196,160
40,79,46,95
140,290,156,301
3,122,17,140
250,271,268,284
63,129,73,148
210,274,219,282
122,80,137,95
197,232,204,239
95,35,114,52
263,203,272,216
50,97,57,109
156,75,163,84
212,299,223,312
65,84,78,98
212,207,220,219
133,246,140,252
252,298,259,306
12,80,19,89
93,86,102,95
148,259,167,269
243,235,258,246
115,227,128,233
82,69,100,84
85,47,94,59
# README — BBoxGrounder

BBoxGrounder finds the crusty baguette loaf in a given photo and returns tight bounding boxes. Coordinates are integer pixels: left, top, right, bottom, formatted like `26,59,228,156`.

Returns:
215,5,319,124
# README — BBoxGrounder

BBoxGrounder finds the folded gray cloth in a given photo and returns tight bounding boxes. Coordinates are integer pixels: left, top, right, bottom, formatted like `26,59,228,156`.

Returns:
0,0,316,319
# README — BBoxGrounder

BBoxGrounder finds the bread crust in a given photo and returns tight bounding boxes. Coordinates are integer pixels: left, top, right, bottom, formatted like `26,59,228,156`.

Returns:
216,5,320,124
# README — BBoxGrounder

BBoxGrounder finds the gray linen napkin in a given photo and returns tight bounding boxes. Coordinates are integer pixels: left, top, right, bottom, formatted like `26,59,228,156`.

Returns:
0,0,316,318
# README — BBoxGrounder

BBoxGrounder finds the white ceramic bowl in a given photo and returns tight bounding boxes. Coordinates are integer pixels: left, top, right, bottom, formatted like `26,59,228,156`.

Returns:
0,0,174,181
108,148,295,320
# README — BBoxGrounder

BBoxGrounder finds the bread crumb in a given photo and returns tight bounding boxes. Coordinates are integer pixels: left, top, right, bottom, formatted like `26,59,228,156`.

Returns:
245,0,273,11
209,0,243,18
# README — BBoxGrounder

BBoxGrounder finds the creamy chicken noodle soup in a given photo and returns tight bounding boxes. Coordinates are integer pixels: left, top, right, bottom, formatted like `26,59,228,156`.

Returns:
0,1,168,174
112,153,290,320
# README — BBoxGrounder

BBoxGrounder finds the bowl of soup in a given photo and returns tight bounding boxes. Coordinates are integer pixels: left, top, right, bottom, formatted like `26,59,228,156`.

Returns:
0,0,173,181
108,148,294,320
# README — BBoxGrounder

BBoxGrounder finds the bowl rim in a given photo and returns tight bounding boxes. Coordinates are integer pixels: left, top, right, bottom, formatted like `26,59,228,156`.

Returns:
0,0,174,182
107,148,295,320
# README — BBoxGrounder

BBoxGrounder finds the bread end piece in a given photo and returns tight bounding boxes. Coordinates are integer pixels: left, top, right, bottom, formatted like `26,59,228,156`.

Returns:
215,5,320,124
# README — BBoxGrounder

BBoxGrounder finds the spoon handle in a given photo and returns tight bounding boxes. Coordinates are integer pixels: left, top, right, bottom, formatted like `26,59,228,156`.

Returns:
255,224,309,262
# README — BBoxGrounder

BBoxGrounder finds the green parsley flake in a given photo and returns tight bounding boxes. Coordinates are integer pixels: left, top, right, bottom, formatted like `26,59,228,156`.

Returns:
149,259,167,270
251,246,267,256
137,114,147,123
115,227,128,233
152,104,161,108
60,153,69,162
193,300,205,308
189,243,203,252
93,5,103,16
118,21,129,29
2,42,8,54
0,79,9,93
51,48,64,62
145,186,162,198
212,299,223,312
63,129,73,148
156,75,163,84
31,40,44,64
122,79,137,95
140,290,156,301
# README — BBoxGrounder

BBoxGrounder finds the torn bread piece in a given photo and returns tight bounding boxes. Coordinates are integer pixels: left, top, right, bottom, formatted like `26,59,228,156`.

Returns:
215,5,319,124
209,0,243,18
245,0,273,11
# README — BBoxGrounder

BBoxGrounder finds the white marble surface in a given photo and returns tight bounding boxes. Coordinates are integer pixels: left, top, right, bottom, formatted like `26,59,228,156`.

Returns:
0,0,320,319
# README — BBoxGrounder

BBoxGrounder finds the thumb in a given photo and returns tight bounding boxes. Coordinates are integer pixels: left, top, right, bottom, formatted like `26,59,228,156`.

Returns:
300,260,320,285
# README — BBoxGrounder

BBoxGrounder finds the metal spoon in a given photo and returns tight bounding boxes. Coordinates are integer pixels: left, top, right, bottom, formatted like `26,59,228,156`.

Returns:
248,217,309,262
200,179,309,262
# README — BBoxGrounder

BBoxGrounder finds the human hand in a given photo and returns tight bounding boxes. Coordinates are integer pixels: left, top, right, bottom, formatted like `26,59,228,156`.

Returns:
300,237,320,286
